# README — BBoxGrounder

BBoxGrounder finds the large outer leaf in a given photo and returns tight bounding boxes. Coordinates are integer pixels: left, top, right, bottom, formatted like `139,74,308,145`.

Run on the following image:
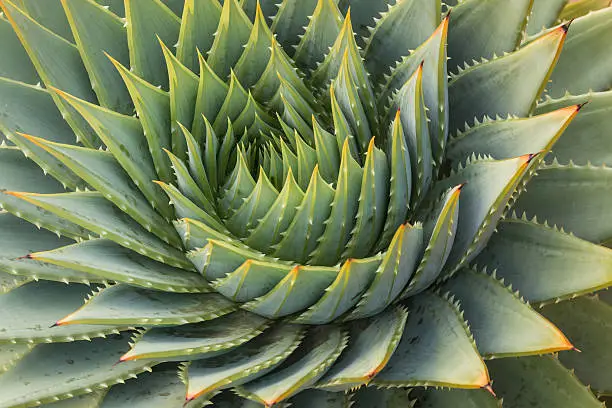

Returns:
547,7,612,98
475,217,612,303
412,388,500,408
373,292,489,389
0,335,155,407
447,104,580,164
0,78,83,189
0,146,88,240
487,355,603,408
0,0,99,148
0,212,95,284
442,269,572,358
535,90,612,166
100,370,193,408
446,0,532,73
0,16,40,84
428,154,536,275
30,239,207,292
542,296,612,396
512,162,612,244
120,311,269,362
448,26,566,133
57,284,235,326
0,281,123,343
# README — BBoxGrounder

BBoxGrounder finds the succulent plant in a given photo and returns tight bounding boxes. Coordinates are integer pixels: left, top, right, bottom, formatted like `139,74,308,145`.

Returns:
0,0,611,406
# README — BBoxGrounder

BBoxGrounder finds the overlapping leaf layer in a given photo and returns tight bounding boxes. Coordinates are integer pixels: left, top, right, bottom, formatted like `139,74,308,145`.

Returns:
0,0,610,407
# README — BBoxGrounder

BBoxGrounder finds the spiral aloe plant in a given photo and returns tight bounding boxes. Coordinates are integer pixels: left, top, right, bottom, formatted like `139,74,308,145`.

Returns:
0,0,611,407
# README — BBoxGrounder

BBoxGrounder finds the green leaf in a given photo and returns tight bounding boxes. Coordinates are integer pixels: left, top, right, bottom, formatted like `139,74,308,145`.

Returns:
308,140,363,266
0,334,155,408
159,41,198,161
57,284,235,326
14,135,180,246
44,392,106,408
0,281,123,343
350,387,414,408
447,104,580,165
191,52,229,141
213,72,249,136
291,389,352,407
526,0,567,36
559,0,612,20
242,265,338,318
535,91,612,166
164,149,216,216
219,147,256,216
155,181,227,233
18,0,74,42
108,56,174,183
235,326,347,406
0,211,95,284
174,123,215,204
0,78,83,189
0,0,100,148
270,0,319,53
0,271,30,295
124,0,180,89
547,8,612,98
51,89,174,219
317,307,408,391
0,343,32,373
185,324,304,400
226,170,279,237
61,0,133,114
443,269,573,358
380,17,449,167
401,185,461,298
120,311,269,361
336,0,394,45
0,146,88,240
343,138,390,259
348,223,423,319
293,0,344,70
429,154,536,274
100,370,192,408
211,259,292,303
272,168,335,263
513,162,612,243
541,296,612,396
373,291,489,389
412,388,500,408
448,26,566,133
0,16,40,84
293,256,380,324
13,192,188,268
364,0,438,81
487,355,603,408
446,0,532,73
207,0,253,79
389,64,432,205
234,3,274,88
173,217,234,251
31,239,207,292
176,0,222,72
475,217,612,303
312,116,340,183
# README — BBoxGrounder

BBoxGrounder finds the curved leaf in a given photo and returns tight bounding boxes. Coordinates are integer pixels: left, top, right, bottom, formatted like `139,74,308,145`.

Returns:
512,162,612,243
57,284,235,326
373,291,489,389
475,217,612,303
448,26,566,133
487,355,603,408
443,269,573,358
